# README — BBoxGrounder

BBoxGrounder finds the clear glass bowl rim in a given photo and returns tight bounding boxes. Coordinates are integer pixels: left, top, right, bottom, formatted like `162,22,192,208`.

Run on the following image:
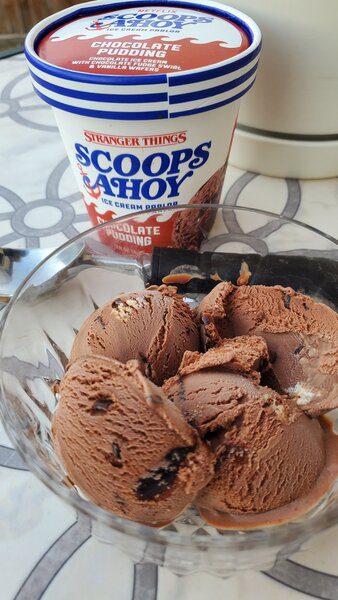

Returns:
0,204,337,550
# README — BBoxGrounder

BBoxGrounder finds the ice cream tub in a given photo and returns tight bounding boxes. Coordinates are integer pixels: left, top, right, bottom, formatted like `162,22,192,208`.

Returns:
25,0,261,254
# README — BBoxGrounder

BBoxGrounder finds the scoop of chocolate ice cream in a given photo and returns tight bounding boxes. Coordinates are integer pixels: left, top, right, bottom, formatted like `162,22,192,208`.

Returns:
196,282,338,416
70,285,200,385
52,356,214,527
163,340,326,516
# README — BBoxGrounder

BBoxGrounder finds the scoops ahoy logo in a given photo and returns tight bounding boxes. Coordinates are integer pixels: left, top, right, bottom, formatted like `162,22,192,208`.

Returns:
86,12,213,31
75,141,212,202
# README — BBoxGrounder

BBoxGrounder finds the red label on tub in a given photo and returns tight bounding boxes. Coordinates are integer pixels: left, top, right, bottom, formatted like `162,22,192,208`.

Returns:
38,6,249,75
87,202,178,256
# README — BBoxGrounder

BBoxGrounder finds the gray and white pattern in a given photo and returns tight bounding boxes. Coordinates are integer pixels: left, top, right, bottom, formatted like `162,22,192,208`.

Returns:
0,53,337,600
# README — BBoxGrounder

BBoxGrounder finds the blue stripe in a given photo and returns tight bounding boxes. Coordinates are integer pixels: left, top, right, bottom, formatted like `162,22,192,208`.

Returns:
33,85,169,120
169,63,257,105
30,69,168,104
169,41,261,86
170,78,256,117
25,0,259,88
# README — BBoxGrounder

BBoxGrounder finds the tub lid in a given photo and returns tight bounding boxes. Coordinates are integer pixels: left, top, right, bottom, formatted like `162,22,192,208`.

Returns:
25,1,261,119
38,5,250,76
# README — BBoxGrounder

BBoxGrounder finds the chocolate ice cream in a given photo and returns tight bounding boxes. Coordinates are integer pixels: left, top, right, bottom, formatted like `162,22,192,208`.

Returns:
197,282,338,416
174,335,271,383
52,278,337,530
70,285,199,385
171,164,226,251
163,339,326,517
52,356,214,527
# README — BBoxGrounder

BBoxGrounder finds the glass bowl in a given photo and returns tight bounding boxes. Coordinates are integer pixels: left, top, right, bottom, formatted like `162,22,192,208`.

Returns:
0,206,337,577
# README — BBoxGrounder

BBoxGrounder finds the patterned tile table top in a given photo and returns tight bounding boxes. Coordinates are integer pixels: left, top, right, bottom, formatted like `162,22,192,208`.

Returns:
0,54,337,600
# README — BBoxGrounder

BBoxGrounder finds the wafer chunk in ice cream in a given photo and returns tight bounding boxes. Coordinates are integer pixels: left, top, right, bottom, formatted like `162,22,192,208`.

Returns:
52,356,214,526
70,285,199,385
163,339,326,517
196,282,338,416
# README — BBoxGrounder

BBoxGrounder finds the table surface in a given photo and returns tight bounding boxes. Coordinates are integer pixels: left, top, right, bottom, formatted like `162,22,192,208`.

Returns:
0,53,337,600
